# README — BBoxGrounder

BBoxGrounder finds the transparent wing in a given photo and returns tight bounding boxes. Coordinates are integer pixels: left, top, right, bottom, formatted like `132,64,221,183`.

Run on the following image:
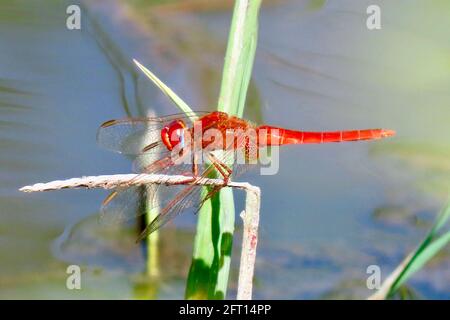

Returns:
135,184,209,242
99,154,198,225
137,133,265,238
136,161,225,242
100,124,261,240
100,182,195,228
99,185,146,226
135,142,249,241
96,111,209,155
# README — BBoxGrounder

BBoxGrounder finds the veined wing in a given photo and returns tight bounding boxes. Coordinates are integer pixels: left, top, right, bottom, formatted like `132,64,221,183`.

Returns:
135,180,213,243
96,111,209,155
100,125,260,239
135,145,246,242
99,154,197,225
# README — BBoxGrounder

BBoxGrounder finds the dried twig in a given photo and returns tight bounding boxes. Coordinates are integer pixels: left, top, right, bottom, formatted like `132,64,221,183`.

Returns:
19,173,261,299
237,185,261,300
20,174,253,192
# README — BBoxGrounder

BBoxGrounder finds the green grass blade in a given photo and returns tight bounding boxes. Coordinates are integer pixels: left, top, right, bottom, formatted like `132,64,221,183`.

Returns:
430,200,450,233
218,0,260,115
133,59,197,281
133,59,196,119
389,230,450,295
387,201,450,296
370,201,450,299
185,0,262,299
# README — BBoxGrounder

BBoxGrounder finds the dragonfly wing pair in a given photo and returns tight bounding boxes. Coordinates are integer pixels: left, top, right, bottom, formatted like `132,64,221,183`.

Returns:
96,112,242,241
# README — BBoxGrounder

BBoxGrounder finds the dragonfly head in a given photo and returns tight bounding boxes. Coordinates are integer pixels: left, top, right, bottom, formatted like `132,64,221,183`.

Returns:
161,119,187,151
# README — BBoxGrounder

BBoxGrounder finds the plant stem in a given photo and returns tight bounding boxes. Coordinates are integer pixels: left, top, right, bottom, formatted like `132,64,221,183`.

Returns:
185,0,261,300
218,0,261,116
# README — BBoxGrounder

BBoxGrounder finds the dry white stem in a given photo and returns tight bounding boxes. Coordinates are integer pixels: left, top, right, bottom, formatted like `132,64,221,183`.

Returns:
20,173,261,300
19,174,254,193
237,186,261,300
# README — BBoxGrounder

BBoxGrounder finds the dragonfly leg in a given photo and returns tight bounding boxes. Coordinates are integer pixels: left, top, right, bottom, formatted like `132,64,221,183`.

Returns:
192,148,199,177
207,153,233,185
202,185,223,204
164,151,199,186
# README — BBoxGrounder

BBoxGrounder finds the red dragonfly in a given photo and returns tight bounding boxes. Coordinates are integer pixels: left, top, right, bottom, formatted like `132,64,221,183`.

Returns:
97,111,395,241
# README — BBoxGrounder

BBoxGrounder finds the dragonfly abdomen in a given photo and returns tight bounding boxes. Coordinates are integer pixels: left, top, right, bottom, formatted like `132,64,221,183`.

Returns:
257,125,395,146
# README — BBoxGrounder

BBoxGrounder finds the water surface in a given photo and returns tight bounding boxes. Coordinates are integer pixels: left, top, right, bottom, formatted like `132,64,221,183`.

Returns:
0,0,449,299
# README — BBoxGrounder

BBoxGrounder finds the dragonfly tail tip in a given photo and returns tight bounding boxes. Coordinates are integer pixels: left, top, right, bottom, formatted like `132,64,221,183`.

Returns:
381,129,396,138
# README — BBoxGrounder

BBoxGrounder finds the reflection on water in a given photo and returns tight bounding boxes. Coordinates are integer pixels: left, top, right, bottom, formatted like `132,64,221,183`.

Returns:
0,0,449,299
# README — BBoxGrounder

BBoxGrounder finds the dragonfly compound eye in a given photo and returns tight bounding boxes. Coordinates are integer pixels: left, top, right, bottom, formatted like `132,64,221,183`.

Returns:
161,120,187,151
